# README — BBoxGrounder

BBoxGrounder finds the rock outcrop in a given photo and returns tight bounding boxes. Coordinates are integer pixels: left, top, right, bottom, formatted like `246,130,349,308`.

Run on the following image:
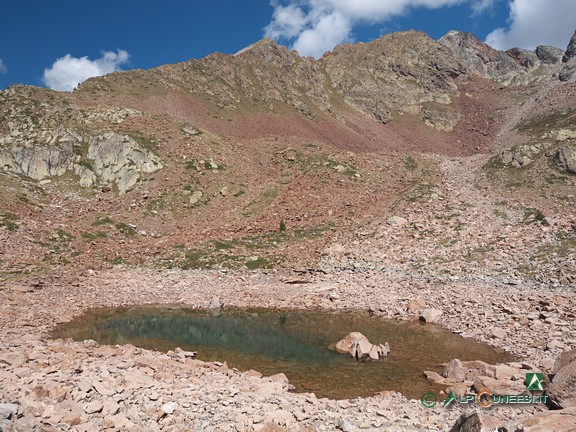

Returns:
554,144,576,174
0,126,163,193
561,30,576,63
439,31,524,82
560,30,576,81
334,332,390,361
439,30,564,84
548,349,576,409
86,132,163,193
536,45,564,64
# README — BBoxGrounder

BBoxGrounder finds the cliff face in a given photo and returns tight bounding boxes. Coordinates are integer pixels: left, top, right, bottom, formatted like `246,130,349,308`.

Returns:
438,30,568,84
560,30,576,81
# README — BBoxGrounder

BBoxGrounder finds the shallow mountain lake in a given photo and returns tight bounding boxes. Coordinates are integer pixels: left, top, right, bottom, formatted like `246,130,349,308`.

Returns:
52,307,514,399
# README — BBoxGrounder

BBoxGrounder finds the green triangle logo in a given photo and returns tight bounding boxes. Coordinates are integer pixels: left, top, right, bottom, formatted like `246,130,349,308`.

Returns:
526,372,545,391
443,391,456,408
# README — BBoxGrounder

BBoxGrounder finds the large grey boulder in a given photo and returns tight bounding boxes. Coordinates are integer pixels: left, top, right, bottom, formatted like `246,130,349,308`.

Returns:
548,360,576,408
554,144,576,174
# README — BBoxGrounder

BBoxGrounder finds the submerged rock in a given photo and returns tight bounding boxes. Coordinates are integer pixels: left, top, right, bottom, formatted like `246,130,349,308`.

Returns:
334,332,390,361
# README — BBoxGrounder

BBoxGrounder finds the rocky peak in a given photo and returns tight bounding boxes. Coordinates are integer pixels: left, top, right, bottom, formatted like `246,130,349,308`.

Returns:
438,30,522,81
559,30,576,81
562,30,576,62
506,47,539,69
535,45,564,64
234,37,292,60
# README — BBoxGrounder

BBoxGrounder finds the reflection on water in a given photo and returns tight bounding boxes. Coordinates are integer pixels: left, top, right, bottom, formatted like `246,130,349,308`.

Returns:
53,307,515,399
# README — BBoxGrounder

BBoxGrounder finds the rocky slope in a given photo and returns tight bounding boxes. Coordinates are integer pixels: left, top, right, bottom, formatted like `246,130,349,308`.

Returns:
1,28,576,431
1,30,574,276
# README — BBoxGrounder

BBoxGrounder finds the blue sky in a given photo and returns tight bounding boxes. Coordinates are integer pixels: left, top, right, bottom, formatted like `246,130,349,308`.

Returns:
1,0,574,91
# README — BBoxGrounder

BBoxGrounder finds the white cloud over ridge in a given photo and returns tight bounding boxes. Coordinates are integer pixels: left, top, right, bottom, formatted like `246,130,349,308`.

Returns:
485,0,576,50
0,59,7,74
471,0,496,16
264,0,498,58
43,50,130,91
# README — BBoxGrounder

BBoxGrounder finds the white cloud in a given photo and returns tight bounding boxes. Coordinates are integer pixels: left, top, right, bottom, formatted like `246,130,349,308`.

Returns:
42,49,130,91
0,59,6,74
264,0,466,58
485,0,576,50
470,0,496,15
292,10,352,57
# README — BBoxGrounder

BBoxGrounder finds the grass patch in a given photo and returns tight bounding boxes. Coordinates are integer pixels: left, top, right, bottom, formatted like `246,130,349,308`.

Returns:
185,160,202,171
405,182,435,202
57,229,74,240
245,257,270,270
17,194,31,204
404,156,418,171
517,108,576,136
493,209,509,219
115,223,136,236
545,174,570,184
92,216,114,226
81,231,107,240
0,211,20,231
212,240,234,250
523,207,545,224
243,184,283,217
164,223,328,270
126,131,159,152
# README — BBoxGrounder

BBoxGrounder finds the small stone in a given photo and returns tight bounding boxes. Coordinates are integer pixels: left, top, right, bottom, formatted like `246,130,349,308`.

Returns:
419,308,443,323
102,400,120,416
492,328,507,339
84,401,103,414
386,216,407,226
93,382,115,397
161,402,178,415
0,404,19,420
338,418,358,431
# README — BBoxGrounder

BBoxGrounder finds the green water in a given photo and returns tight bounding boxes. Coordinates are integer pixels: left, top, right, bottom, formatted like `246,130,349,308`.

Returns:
52,307,515,399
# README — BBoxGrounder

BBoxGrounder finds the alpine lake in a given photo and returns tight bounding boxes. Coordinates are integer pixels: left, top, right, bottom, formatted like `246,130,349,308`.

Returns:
52,307,515,400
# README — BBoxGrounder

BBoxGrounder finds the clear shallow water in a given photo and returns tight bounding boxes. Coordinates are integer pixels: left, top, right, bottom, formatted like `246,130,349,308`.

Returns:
52,307,515,399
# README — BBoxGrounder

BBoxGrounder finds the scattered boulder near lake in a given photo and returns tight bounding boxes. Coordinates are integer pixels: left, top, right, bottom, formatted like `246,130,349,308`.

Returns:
334,332,390,361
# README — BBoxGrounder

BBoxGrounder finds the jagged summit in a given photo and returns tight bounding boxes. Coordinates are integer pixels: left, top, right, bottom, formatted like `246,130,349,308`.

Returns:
439,29,568,84
233,37,284,56
559,30,576,81
439,30,525,81
562,30,576,62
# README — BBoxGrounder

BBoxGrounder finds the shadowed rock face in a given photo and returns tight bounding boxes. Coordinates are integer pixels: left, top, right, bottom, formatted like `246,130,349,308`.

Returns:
536,45,564,64
562,30,576,63
560,31,576,81
438,31,523,80
554,143,576,173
